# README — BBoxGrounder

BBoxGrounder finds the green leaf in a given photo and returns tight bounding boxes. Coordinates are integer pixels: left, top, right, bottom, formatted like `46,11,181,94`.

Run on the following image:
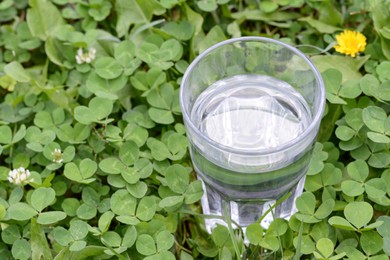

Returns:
136,234,157,256
312,55,369,83
198,25,227,54
56,123,91,144
165,164,189,194
7,202,38,221
74,97,113,124
121,167,140,184
360,230,383,256
115,0,163,37
61,198,79,217
365,178,387,198
211,225,229,247
81,187,100,207
147,138,170,161
184,3,204,35
184,180,203,204
328,216,356,231
377,216,390,255
27,0,65,40
314,199,335,219
322,68,345,104
135,159,153,179
159,195,184,208
76,204,97,220
259,235,280,251
197,0,218,12
69,220,89,241
160,39,183,61
64,159,97,183
377,61,390,81
69,240,87,252
259,1,278,13
161,21,194,41
341,180,365,197
316,238,334,259
246,223,263,245
101,231,122,247
167,133,188,155
114,41,136,66
307,143,328,175
98,211,115,233
94,57,123,79
335,125,355,141
123,123,149,147
137,39,182,69
4,61,31,83
12,239,31,260
296,192,316,215
122,226,137,248
2,224,21,244
51,227,73,246
119,141,139,166
136,196,156,221
99,157,126,174
85,72,127,99
360,74,381,98
156,230,174,251
148,108,174,124
31,218,53,260
362,106,388,133
31,187,56,212
299,16,341,33
37,211,67,225
0,125,12,144
369,152,390,168
110,189,137,216
45,37,75,68
127,181,148,198
88,1,112,21
347,159,369,182
116,215,140,225
339,80,362,99
344,201,373,229
367,132,390,143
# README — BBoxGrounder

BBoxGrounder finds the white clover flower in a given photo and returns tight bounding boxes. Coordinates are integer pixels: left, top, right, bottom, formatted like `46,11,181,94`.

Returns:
76,48,84,64
75,47,97,64
51,148,64,164
8,167,31,185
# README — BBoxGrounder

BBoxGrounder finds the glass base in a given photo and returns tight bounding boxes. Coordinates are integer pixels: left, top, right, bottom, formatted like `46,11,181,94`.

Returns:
200,176,306,234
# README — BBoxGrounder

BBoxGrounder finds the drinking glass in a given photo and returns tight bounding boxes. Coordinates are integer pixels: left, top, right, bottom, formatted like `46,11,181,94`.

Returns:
180,37,325,231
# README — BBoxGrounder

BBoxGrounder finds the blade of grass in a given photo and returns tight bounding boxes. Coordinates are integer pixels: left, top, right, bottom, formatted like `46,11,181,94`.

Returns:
256,192,292,225
223,202,242,260
293,221,304,260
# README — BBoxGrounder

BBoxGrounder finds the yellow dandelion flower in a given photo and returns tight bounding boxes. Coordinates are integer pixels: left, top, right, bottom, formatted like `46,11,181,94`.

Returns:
334,30,367,57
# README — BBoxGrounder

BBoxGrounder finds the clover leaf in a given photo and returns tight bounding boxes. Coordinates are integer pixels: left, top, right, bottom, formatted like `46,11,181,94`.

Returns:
329,201,383,232
307,142,329,175
94,57,123,79
161,21,194,41
362,106,390,144
74,97,114,125
295,191,335,223
86,72,128,99
64,158,97,184
136,38,183,70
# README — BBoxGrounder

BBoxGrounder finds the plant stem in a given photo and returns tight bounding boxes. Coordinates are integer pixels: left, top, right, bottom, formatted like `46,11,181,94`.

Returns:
211,10,220,25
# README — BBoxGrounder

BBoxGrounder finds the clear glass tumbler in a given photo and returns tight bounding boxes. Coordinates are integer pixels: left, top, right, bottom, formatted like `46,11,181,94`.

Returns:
180,37,325,231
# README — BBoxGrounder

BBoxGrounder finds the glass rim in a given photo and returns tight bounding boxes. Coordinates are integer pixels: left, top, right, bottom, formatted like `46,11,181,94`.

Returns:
180,36,326,156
